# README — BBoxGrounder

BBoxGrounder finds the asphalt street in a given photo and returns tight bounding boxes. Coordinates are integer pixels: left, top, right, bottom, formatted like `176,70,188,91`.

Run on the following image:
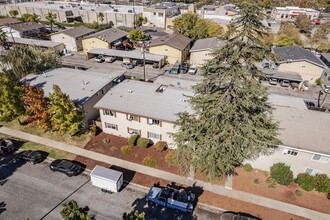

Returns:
0,153,221,220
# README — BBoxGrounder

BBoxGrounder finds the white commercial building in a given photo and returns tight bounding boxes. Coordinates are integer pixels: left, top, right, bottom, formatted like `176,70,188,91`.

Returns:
271,6,320,21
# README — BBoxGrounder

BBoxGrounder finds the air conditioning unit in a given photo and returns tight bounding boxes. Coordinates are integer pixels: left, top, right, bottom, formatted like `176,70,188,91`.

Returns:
128,115,133,121
129,130,134,134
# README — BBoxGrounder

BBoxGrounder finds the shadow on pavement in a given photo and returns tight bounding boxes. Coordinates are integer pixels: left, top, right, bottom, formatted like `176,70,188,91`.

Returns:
110,165,135,191
0,202,6,215
222,211,262,220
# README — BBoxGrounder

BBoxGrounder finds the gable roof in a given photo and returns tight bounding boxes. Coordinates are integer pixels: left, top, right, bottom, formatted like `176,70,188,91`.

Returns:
190,37,226,52
149,34,191,51
273,46,326,68
83,28,128,43
0,17,21,26
53,26,96,38
94,80,193,122
10,22,45,32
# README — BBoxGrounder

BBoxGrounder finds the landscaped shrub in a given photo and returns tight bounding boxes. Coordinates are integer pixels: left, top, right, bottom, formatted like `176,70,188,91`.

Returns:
128,135,139,146
165,151,178,165
270,162,294,186
315,77,322,85
266,176,277,188
243,163,253,172
120,145,134,156
313,174,330,193
137,137,151,148
295,173,314,191
154,141,167,152
142,155,157,167
102,138,110,144
254,178,259,184
295,190,303,197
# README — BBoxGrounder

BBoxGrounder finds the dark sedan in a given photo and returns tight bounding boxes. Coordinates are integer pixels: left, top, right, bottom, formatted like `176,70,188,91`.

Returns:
0,138,15,156
18,150,44,164
50,159,82,177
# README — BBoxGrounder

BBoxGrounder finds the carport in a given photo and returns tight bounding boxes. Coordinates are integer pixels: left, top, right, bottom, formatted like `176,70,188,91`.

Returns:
87,48,165,68
269,71,303,83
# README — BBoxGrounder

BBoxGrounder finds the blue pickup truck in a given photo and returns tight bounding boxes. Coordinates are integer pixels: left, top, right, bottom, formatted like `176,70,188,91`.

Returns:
146,186,195,213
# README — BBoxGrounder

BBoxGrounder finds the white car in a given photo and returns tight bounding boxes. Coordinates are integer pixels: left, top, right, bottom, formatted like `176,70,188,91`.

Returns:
95,55,105,63
269,78,278,85
105,56,116,63
188,66,197,75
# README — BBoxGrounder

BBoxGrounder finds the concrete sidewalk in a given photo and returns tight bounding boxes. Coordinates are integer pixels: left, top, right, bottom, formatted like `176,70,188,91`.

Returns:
1,126,329,220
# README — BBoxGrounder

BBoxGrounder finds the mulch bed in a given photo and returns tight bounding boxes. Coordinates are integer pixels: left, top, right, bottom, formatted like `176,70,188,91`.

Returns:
233,167,330,214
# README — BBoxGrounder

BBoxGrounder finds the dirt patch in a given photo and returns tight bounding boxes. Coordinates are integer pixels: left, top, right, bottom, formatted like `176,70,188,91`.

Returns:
233,167,330,214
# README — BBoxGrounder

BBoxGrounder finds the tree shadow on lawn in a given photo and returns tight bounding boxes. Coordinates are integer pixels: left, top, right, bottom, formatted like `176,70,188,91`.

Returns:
109,165,135,191
128,182,203,220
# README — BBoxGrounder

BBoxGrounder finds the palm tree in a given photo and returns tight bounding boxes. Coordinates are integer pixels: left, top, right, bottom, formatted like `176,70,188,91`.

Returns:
29,13,40,23
46,13,57,31
0,29,7,47
98,12,104,24
60,200,92,220
8,10,18,18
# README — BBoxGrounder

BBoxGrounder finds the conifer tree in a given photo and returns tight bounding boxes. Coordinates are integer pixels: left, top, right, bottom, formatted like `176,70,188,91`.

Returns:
0,72,24,122
49,85,83,135
173,3,281,179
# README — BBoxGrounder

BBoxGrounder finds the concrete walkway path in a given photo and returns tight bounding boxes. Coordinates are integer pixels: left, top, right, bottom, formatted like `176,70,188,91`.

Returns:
1,126,329,220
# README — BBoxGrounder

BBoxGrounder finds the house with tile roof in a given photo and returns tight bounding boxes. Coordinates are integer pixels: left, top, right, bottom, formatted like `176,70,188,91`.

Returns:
273,46,327,83
81,28,131,53
148,33,191,64
50,26,96,52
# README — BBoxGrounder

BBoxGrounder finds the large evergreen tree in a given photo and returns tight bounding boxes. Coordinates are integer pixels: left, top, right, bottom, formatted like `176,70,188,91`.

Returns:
49,85,83,135
0,72,25,122
173,3,281,179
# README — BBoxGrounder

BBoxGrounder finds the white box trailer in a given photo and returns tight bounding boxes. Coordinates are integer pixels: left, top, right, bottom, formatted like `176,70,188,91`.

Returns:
90,165,124,193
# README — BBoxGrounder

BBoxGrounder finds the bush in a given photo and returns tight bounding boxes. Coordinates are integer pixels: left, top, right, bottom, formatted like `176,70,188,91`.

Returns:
243,163,253,172
137,137,151,148
102,138,110,144
266,176,277,188
327,192,330,200
295,190,303,197
270,162,294,186
253,178,260,184
165,151,178,165
315,77,322,85
295,173,314,191
120,145,134,156
142,155,157,167
313,174,330,193
154,141,167,152
128,135,139,146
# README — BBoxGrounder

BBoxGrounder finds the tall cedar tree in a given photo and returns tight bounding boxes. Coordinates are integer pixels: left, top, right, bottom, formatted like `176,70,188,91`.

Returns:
22,85,51,130
173,3,281,179
0,72,25,121
49,85,83,135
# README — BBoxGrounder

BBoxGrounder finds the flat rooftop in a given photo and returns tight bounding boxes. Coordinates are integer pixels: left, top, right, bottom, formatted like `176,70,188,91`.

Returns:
22,68,124,105
11,2,144,14
95,80,193,122
153,75,200,90
7,37,64,48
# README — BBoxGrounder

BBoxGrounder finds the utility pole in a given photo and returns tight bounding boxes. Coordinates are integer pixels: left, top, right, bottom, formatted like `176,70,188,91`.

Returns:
142,41,146,81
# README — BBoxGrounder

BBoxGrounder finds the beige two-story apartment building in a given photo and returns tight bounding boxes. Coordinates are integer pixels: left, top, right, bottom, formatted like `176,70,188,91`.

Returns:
94,80,193,147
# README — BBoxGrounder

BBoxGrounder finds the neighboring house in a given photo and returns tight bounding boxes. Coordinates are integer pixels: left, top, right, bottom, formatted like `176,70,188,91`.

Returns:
22,68,125,126
149,34,191,64
247,94,330,176
320,53,330,69
273,46,327,83
189,37,226,67
143,3,180,29
1,22,45,38
0,2,143,27
271,6,320,21
82,28,131,53
50,26,96,52
94,80,193,148
6,37,64,53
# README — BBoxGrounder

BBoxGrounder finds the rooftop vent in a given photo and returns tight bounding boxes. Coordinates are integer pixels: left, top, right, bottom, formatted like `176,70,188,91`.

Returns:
180,98,187,102
156,85,168,93
127,89,133,93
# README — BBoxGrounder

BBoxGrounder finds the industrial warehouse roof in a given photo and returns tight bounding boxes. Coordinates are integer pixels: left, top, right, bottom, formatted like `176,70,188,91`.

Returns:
88,48,165,62
94,80,193,122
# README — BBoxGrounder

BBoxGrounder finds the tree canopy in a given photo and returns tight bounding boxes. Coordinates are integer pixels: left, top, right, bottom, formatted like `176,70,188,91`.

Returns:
60,200,93,220
173,3,280,179
295,14,313,33
129,29,150,42
275,22,302,47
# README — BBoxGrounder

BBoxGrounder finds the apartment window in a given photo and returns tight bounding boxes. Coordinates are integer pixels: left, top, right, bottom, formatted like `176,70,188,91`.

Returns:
127,114,140,122
312,154,329,163
148,132,161,140
103,109,115,116
305,168,321,175
285,14,288,18
128,127,140,135
147,118,161,126
282,148,298,156
302,65,306,68
165,49,168,51
158,12,164,17
104,122,117,130
281,14,284,18
153,12,156,15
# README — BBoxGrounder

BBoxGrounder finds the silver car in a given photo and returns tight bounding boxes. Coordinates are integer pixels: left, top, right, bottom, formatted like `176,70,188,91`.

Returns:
122,62,134,69
269,78,277,85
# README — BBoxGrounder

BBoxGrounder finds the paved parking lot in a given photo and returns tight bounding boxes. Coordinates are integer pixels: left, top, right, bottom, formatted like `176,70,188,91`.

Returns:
0,154,221,220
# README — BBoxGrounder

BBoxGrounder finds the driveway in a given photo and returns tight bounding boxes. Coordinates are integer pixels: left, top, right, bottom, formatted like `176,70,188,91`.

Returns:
0,153,221,220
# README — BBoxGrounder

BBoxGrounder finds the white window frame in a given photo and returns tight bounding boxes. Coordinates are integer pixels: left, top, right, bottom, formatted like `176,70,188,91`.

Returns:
104,109,115,116
148,132,161,140
128,128,140,135
311,154,329,163
104,122,117,130
305,168,321,176
148,118,160,126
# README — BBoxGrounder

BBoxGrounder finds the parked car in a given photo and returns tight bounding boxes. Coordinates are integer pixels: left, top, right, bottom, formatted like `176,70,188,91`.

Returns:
220,212,260,220
280,80,290,87
0,138,15,156
18,150,44,164
95,55,105,63
170,64,180,74
105,56,116,63
146,185,195,213
132,60,144,67
180,63,189,74
152,63,159,69
305,101,316,108
50,159,82,177
122,62,134,69
269,78,278,85
188,65,197,75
